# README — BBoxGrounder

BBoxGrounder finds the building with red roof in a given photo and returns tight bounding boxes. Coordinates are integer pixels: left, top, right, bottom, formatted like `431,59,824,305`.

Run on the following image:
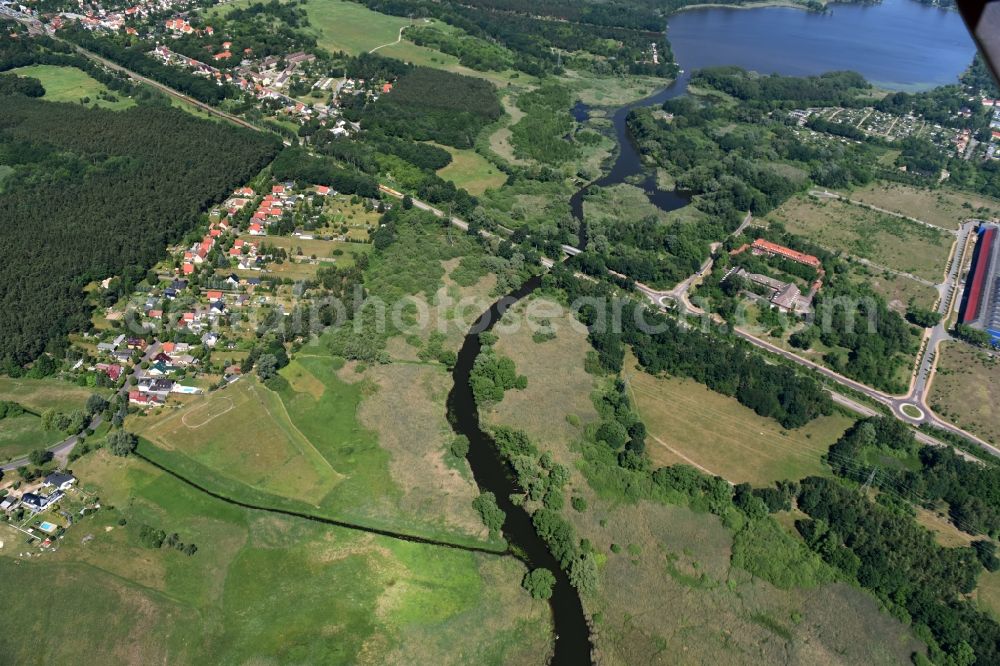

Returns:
750,239,821,269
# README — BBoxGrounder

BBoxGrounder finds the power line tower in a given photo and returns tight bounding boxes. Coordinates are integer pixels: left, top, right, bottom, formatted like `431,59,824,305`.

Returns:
859,468,877,494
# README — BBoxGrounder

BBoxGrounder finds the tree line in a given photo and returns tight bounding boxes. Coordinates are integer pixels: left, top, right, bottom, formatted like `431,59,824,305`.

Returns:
0,97,280,367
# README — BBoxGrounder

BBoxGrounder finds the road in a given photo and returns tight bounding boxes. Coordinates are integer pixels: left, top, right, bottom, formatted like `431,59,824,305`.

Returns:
1,344,159,472
1,6,262,133
2,14,990,460
382,186,998,458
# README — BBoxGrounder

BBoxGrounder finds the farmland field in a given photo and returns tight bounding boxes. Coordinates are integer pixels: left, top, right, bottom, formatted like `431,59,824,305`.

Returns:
10,65,134,110
129,378,342,504
927,341,1000,445
845,182,1000,230
0,450,552,664
769,195,953,282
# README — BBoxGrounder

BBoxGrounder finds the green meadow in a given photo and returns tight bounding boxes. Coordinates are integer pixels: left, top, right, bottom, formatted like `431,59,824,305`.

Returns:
0,450,551,663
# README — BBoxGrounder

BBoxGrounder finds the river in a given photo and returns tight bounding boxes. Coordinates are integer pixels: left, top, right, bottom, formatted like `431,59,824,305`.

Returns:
453,1,975,663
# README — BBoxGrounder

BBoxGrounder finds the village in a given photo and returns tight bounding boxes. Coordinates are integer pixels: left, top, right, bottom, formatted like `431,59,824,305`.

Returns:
0,174,378,553
9,0,397,128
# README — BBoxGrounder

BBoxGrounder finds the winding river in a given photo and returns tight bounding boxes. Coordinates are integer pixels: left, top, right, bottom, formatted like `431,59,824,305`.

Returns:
450,0,976,663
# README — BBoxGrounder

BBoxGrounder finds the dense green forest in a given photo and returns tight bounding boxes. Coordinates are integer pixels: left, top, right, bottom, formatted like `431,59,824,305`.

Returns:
351,0,676,77
0,97,280,366
344,66,502,148
797,473,998,664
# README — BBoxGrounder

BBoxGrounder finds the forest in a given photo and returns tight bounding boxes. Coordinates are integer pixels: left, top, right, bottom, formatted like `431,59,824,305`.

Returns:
0,97,280,366
350,0,676,77
344,66,502,149
797,474,999,665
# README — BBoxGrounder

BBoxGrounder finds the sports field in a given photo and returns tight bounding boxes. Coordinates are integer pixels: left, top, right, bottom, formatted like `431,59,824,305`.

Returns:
624,358,856,485
927,341,1000,445
846,182,1000,230
10,65,134,110
130,378,342,504
769,195,953,283
0,449,552,663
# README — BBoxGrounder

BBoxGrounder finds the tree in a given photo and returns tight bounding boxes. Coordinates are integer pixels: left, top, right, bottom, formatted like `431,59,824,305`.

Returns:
472,491,506,536
256,353,279,380
107,429,138,457
28,449,50,466
402,194,413,210
86,393,109,416
568,553,599,595
450,435,470,459
522,568,556,599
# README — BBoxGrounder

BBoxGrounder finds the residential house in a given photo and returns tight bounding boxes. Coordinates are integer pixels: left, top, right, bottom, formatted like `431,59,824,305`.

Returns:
129,390,164,408
21,491,62,513
43,472,77,492
95,363,124,381
0,495,19,512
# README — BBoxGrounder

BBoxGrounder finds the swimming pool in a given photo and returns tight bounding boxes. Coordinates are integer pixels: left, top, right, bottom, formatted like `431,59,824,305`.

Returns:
38,521,56,533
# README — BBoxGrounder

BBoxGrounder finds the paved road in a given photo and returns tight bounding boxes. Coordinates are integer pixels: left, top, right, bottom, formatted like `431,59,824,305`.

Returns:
2,8,262,133
1,345,158,472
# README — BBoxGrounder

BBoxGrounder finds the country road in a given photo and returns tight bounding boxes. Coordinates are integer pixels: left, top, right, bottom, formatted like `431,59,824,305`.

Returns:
3,9,991,463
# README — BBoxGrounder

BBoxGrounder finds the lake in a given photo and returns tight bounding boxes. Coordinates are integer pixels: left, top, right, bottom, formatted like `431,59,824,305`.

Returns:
568,0,979,224
667,0,976,91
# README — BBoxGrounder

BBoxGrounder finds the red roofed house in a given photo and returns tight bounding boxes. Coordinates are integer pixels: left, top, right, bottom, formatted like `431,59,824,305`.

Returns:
96,363,124,381
210,228,222,238
272,184,285,194
182,263,195,276
205,25,214,35
236,187,255,196
315,185,330,196
750,239,821,269
206,290,223,300
148,309,162,318
129,390,163,407
213,51,232,61
382,82,392,93
161,342,176,353
249,223,266,236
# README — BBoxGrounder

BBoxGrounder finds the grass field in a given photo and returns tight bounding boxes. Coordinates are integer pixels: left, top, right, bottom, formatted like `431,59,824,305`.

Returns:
356,362,485,537
928,342,1000,445
250,234,371,267
303,0,411,54
624,356,855,485
770,195,953,283
0,376,97,414
10,65,135,110
486,296,600,467
435,145,507,195
486,305,921,665
0,449,552,663
975,569,1000,621
130,378,342,504
0,413,62,462
845,182,1000,230
847,263,940,312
